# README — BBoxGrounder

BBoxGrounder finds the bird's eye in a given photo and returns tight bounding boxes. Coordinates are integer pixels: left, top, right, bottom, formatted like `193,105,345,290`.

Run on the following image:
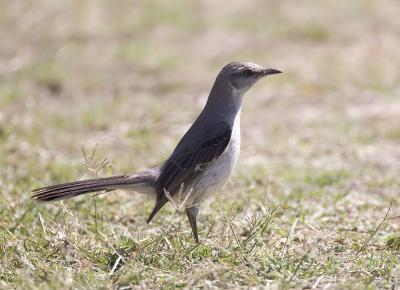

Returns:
243,69,254,77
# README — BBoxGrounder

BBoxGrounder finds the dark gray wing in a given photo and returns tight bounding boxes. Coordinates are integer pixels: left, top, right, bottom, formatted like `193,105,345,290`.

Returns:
147,122,231,222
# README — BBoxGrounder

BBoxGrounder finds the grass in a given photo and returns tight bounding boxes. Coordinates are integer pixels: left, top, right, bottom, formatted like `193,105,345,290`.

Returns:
1,0,400,289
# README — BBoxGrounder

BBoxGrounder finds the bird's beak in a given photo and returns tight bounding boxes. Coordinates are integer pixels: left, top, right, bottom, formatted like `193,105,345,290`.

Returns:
261,68,282,76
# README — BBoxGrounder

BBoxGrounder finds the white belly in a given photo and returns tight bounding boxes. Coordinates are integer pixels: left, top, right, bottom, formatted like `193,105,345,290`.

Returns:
183,111,241,206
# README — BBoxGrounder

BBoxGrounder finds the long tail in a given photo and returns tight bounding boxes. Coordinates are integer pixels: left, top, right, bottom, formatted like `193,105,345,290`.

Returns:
32,169,159,202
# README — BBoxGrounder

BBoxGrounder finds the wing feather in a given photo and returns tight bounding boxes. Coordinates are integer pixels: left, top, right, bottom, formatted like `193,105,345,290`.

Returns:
146,122,232,223
158,123,231,196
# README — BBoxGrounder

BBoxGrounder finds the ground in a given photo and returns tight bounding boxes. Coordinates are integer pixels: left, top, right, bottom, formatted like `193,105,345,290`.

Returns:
1,0,400,289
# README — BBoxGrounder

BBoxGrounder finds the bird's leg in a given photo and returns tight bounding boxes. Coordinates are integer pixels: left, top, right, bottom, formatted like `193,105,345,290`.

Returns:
185,206,200,243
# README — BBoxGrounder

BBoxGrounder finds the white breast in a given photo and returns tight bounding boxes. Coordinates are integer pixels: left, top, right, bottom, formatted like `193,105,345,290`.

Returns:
186,110,241,205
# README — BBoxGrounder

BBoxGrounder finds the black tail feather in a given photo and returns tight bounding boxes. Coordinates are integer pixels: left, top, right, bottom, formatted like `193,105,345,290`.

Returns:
32,175,132,202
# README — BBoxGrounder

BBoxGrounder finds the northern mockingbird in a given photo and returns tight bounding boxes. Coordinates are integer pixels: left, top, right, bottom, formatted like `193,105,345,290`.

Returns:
32,62,282,242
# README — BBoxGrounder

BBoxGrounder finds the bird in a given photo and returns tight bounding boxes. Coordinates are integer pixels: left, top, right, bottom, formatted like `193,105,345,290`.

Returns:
32,62,282,242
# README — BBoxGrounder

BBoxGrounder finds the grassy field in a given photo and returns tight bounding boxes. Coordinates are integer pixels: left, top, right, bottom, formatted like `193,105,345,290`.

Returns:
1,0,400,289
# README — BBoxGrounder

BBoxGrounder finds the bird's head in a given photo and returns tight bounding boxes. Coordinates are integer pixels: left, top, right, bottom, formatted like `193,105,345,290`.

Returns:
218,62,282,94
